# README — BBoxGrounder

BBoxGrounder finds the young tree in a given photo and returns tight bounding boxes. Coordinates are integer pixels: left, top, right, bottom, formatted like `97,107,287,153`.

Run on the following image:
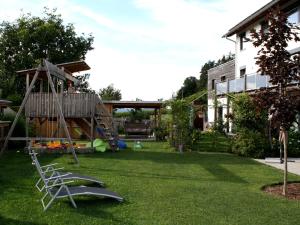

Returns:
0,8,94,98
99,84,122,101
251,7,300,196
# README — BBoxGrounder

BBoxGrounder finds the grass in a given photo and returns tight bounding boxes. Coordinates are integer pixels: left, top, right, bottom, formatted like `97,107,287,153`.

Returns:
0,142,300,225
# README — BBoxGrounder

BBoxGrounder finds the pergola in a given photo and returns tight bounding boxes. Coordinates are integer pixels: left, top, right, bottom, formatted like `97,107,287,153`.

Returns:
102,101,163,127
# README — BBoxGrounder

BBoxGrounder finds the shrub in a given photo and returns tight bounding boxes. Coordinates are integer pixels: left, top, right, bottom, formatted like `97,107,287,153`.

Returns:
6,93,23,106
288,131,300,157
231,129,269,158
0,113,31,148
154,126,168,141
169,100,192,151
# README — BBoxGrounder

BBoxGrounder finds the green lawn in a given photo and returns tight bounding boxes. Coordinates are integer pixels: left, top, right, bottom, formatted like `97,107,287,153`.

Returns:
0,142,300,225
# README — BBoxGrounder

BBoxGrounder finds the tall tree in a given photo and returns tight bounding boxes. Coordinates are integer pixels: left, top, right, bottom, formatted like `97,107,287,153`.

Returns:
177,76,199,99
0,8,94,99
251,7,300,196
198,60,215,90
99,84,122,101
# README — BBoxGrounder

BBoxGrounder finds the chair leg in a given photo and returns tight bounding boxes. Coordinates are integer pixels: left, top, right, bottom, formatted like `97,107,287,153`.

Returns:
64,186,77,208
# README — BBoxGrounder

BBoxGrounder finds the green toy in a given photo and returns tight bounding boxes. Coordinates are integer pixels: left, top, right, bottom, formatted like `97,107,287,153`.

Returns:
86,139,107,152
133,141,143,150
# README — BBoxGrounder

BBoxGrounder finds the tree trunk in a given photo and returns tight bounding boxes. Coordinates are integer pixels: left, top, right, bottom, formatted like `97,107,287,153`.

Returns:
280,127,288,196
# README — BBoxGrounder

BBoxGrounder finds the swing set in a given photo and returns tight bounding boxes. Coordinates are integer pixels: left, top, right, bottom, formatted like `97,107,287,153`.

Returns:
0,59,94,163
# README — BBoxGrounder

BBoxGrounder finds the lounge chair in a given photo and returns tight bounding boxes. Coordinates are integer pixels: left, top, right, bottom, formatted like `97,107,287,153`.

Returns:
29,148,123,211
28,148,104,191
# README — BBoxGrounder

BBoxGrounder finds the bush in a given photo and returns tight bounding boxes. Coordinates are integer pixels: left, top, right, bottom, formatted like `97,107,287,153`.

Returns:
0,113,30,148
6,93,23,106
169,100,192,151
231,129,269,158
288,131,300,157
154,126,168,141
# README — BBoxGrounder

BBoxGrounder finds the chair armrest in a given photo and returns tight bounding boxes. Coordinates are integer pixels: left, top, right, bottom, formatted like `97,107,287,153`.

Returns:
46,180,74,188
44,172,72,181
41,163,60,168
42,167,65,174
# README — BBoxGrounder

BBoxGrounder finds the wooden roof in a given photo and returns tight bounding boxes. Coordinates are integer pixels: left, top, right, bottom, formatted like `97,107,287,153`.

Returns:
102,101,163,109
16,60,90,82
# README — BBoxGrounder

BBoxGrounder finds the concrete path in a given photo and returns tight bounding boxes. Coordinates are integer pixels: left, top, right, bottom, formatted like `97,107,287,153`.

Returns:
255,158,300,176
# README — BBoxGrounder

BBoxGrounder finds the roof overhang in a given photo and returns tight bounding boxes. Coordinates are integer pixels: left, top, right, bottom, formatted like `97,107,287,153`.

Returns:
102,101,163,109
16,60,90,83
0,99,12,107
223,0,298,37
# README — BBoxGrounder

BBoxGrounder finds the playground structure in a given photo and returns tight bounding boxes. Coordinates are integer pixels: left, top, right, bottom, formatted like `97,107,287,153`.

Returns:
0,59,117,163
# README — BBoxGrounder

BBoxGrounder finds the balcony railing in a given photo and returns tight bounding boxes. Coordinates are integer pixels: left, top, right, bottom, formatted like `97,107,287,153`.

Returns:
216,74,271,95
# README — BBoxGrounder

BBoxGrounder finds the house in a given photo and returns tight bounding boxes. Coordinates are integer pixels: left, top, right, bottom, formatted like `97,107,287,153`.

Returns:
207,0,300,131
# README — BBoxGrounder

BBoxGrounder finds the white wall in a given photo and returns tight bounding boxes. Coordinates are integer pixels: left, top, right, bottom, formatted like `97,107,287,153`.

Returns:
235,23,261,77
207,97,228,127
207,98,214,124
235,20,300,78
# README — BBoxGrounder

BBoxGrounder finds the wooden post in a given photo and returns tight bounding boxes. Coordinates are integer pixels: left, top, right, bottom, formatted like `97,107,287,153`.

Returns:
91,95,95,148
91,117,94,148
226,79,230,133
25,73,30,147
154,109,157,128
40,79,43,93
0,65,42,156
44,60,79,164
59,76,64,138
214,89,217,124
158,107,161,127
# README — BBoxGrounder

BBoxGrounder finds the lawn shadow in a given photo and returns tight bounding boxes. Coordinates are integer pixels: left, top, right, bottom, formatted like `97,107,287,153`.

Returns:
83,150,257,166
201,163,247,183
92,166,248,184
70,198,131,224
0,214,47,225
82,150,252,184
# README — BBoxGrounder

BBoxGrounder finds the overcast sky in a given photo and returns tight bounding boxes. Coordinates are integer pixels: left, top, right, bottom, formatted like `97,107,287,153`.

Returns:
0,0,270,100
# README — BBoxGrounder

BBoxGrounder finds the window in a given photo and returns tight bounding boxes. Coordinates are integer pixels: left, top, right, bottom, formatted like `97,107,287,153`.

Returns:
288,9,299,24
218,107,223,122
240,68,246,77
239,32,246,50
211,79,215,90
221,76,226,82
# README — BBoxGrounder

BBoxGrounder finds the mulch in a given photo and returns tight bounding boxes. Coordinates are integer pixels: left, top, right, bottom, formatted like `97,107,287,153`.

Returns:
263,183,300,200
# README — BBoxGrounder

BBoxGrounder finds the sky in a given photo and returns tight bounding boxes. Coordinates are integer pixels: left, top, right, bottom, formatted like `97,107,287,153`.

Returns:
0,0,271,100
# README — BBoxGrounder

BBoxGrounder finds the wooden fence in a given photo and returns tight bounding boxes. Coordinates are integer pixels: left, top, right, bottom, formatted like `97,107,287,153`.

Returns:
25,93,97,118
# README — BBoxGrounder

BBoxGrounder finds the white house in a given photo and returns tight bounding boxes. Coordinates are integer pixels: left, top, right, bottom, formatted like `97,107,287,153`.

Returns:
207,0,300,131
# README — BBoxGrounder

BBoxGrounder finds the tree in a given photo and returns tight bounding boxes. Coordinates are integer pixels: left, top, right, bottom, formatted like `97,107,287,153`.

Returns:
74,74,95,93
0,8,94,99
198,54,235,90
177,76,199,99
99,84,122,101
251,7,300,196
198,60,215,90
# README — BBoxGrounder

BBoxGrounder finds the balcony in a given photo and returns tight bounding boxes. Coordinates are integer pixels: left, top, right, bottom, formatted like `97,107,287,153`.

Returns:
216,74,271,95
